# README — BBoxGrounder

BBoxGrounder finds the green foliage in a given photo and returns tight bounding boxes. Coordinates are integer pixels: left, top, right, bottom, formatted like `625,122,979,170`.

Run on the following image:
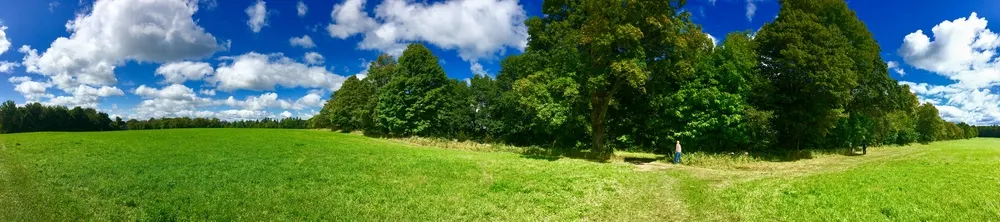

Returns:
915,102,942,143
376,44,451,137
0,101,116,133
756,0,859,149
328,76,375,132
521,0,707,158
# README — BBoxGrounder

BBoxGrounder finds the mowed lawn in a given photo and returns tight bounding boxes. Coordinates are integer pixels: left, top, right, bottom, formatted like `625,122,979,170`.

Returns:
2,129,1000,221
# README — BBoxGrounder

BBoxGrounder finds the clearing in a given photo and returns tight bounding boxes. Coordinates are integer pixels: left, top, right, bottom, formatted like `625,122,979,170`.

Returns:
1,128,998,221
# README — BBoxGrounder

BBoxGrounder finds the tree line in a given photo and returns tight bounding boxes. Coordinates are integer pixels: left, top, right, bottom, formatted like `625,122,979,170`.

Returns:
0,100,312,133
316,0,977,159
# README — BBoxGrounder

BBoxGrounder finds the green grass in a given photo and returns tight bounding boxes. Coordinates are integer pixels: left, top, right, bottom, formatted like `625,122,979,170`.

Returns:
0,129,680,221
2,129,999,221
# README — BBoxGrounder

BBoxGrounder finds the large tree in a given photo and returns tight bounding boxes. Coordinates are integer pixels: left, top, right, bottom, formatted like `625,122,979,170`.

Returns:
516,0,707,158
328,75,375,132
756,0,859,150
376,44,451,137
915,102,942,144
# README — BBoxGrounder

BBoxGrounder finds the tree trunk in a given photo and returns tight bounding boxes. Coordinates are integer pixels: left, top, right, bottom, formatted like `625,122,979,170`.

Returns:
591,93,612,160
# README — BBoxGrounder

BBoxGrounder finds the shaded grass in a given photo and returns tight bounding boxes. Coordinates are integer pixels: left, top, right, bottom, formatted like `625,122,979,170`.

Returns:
0,129,684,221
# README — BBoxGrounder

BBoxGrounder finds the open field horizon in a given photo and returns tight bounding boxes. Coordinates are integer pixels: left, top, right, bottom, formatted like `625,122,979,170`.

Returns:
2,128,998,221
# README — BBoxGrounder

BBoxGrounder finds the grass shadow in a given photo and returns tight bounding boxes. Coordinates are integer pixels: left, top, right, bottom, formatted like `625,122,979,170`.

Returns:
622,157,658,165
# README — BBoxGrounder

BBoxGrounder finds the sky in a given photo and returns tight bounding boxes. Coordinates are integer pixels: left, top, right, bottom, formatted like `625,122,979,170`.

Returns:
0,0,999,125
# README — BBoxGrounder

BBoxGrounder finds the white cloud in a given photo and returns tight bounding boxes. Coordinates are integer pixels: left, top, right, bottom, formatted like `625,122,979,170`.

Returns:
8,76,31,84
297,1,308,17
11,79,53,103
899,81,1000,125
19,0,219,91
49,1,61,12
326,0,528,61
0,61,18,73
886,61,906,76
706,33,718,47
280,111,292,118
134,84,199,101
896,13,1000,125
211,52,347,91
295,92,324,107
200,89,216,96
304,52,324,65
326,0,378,39
290,35,316,48
899,12,1000,89
215,109,270,120
470,61,485,75
155,61,214,84
218,91,324,111
246,0,269,33
46,85,124,108
123,84,322,120
131,84,214,119
0,25,9,55
746,0,757,21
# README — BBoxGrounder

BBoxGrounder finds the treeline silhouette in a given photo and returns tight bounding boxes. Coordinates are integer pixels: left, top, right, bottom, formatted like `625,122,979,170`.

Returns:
0,101,311,134
975,125,1000,138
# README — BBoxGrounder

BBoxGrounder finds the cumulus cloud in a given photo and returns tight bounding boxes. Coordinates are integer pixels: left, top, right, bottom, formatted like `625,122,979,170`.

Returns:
19,0,219,91
246,0,268,33
218,92,325,111
11,78,53,103
211,52,347,91
900,81,1000,125
297,1,307,17
304,52,324,65
899,12,1000,89
131,84,214,119
470,61,485,75
290,35,316,48
0,25,9,56
896,13,1000,125
886,61,906,76
47,85,124,108
200,89,216,96
326,0,528,61
280,111,293,118
126,84,322,120
155,61,214,84
0,61,18,73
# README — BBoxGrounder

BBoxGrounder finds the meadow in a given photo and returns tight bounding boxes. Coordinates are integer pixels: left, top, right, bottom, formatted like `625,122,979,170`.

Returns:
2,129,998,221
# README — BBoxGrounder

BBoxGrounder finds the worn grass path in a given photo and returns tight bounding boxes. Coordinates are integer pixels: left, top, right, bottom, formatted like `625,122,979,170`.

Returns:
2,129,999,221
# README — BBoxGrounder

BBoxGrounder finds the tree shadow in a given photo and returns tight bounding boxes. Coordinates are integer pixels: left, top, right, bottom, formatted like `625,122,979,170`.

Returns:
622,157,658,165
518,147,611,162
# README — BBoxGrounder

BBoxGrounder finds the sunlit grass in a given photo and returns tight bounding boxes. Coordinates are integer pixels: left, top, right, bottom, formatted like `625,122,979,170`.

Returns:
3,129,998,220
0,129,681,221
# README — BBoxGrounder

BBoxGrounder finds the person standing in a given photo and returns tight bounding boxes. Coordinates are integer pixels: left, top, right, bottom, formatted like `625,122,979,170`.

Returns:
862,141,868,155
674,141,682,164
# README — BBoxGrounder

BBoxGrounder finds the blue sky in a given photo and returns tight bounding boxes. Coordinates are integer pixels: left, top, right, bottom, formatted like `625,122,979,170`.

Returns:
1,0,999,124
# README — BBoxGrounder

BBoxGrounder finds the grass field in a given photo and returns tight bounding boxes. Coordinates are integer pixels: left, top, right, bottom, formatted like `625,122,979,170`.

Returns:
2,129,999,221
